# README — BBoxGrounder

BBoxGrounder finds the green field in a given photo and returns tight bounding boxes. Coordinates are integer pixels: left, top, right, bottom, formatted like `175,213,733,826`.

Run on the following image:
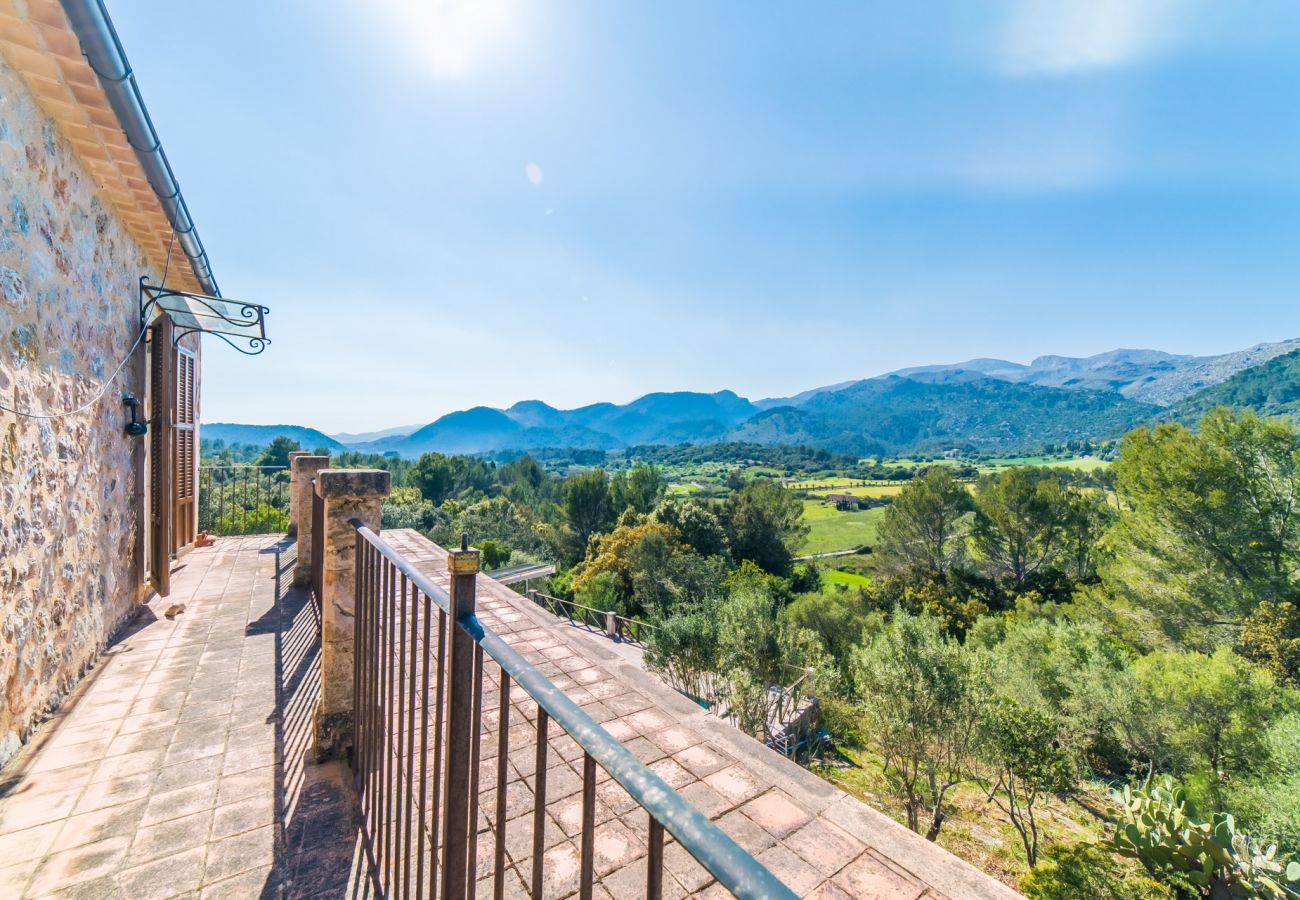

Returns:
806,483,906,499
824,569,872,589
977,455,1109,473
799,500,887,555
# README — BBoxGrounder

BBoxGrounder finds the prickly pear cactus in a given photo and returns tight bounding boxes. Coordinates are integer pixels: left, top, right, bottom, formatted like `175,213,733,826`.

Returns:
1107,778,1299,898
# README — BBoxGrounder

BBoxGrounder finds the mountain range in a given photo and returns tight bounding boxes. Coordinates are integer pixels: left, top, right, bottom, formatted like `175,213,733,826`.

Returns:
203,338,1300,458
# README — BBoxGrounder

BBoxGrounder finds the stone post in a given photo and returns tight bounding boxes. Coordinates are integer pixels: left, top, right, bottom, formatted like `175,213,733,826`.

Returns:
291,454,330,586
314,468,390,760
286,451,310,538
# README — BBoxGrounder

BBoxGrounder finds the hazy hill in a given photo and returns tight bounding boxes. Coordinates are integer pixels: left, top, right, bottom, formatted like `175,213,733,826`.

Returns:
360,390,759,456
202,423,344,451
205,338,1297,458
733,374,1157,455
1169,348,1300,423
769,339,1300,409
328,424,421,443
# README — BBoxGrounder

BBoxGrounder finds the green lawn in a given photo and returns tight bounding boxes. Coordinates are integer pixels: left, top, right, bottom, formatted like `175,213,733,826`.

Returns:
824,569,872,589
800,500,888,555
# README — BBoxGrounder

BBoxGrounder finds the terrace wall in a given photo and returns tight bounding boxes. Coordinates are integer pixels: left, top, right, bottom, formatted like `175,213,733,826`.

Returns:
0,53,182,767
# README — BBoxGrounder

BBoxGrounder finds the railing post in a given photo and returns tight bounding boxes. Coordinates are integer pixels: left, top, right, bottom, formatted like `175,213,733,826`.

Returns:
286,451,310,537
314,468,391,761
291,454,330,585
441,534,480,900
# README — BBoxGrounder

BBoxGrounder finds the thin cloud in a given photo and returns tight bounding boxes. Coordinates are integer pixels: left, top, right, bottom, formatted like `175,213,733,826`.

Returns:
998,0,1182,76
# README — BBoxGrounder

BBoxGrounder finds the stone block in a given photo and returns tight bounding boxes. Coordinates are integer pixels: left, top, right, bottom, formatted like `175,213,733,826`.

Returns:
289,455,329,586
313,469,390,762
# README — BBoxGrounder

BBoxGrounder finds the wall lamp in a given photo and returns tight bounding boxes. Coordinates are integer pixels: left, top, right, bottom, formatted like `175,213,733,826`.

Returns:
122,395,148,437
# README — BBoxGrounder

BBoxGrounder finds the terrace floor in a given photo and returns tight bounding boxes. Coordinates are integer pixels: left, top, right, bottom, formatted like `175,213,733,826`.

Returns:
0,536,368,900
0,531,1019,899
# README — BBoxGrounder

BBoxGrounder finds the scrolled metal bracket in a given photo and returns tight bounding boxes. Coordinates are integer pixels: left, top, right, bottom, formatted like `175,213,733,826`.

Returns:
139,278,270,355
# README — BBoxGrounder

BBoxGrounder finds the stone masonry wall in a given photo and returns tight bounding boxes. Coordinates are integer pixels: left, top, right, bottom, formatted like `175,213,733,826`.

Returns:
0,53,174,767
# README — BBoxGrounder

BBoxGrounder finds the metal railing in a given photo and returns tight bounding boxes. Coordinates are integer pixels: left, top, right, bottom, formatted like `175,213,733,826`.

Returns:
351,525,795,899
648,662,818,751
528,592,657,648
198,465,289,535
612,614,654,645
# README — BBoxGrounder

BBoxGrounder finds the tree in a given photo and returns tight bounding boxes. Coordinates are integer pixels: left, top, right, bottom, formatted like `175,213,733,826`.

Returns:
1133,647,1278,786
409,452,457,505
1102,409,1300,647
1059,486,1114,583
721,479,808,577
440,497,545,557
610,465,664,516
626,526,680,616
479,539,512,570
498,455,550,505
563,469,615,554
851,610,990,840
876,467,973,579
656,499,730,559
714,590,786,736
571,520,685,613
973,468,1069,587
645,598,720,703
978,699,1074,867
783,588,878,681
1240,601,1300,688
980,616,1133,769
258,435,301,469
575,570,625,617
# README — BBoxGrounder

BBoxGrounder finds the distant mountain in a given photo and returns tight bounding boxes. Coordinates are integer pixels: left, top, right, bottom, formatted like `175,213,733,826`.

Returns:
356,407,616,456
754,380,861,410
363,391,760,457
204,338,1299,459
1169,348,1300,423
202,423,344,451
733,374,1157,455
328,424,421,443
769,339,1300,409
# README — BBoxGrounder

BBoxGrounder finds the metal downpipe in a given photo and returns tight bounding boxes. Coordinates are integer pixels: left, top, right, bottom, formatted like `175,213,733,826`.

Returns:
59,0,220,296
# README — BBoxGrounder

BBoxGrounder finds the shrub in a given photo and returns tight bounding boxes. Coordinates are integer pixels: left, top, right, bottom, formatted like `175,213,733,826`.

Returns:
1021,844,1172,899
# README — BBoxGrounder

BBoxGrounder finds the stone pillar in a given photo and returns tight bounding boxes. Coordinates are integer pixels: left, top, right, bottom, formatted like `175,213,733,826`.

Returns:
291,454,330,585
314,468,391,760
286,451,310,538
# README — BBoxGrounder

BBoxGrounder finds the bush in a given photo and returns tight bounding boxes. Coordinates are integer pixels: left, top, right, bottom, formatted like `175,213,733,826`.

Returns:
214,503,287,536
1021,844,1172,899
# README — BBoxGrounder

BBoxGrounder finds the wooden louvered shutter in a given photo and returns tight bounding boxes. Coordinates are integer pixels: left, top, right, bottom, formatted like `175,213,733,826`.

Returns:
173,346,197,552
149,315,174,596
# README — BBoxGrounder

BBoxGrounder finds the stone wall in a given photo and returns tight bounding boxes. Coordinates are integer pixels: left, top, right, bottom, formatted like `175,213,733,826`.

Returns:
0,53,185,767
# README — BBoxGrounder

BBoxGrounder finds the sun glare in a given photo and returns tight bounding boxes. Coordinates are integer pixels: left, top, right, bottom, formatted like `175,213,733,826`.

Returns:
375,0,518,80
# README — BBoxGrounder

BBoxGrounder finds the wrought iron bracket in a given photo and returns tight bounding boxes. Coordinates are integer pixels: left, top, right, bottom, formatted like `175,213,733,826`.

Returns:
140,278,270,355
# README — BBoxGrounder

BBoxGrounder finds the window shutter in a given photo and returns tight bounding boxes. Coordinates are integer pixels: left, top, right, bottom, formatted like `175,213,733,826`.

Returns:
173,346,197,551
148,315,174,596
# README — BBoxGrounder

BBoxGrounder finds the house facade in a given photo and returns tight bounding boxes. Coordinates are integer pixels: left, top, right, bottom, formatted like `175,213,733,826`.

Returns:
0,2,209,767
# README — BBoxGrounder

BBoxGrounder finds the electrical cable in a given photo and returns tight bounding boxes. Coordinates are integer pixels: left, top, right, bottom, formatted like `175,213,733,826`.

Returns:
0,224,177,421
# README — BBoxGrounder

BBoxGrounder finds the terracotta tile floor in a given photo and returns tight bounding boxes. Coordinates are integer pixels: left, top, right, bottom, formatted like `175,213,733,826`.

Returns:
379,529,1020,900
0,531,1019,899
0,536,372,900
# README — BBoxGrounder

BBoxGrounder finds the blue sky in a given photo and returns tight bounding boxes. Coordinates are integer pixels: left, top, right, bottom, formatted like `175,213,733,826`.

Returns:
112,1,1300,433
